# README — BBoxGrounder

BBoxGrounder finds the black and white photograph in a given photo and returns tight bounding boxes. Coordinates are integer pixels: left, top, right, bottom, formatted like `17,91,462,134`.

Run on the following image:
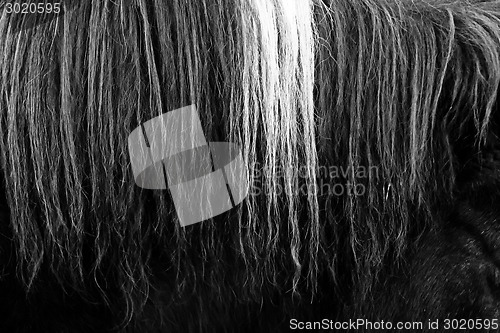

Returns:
1,0,500,331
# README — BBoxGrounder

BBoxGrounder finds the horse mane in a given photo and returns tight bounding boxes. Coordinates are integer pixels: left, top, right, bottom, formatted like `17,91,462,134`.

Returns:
0,0,500,328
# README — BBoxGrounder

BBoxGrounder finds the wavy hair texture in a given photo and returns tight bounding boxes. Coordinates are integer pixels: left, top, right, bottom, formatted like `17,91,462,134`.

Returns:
0,0,318,327
316,0,500,296
1,0,500,331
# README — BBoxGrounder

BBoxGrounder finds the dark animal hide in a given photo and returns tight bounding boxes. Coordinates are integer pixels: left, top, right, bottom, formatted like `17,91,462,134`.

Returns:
1,0,500,332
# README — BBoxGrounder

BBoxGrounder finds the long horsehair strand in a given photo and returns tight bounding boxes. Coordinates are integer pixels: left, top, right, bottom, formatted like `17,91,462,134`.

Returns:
315,0,500,296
